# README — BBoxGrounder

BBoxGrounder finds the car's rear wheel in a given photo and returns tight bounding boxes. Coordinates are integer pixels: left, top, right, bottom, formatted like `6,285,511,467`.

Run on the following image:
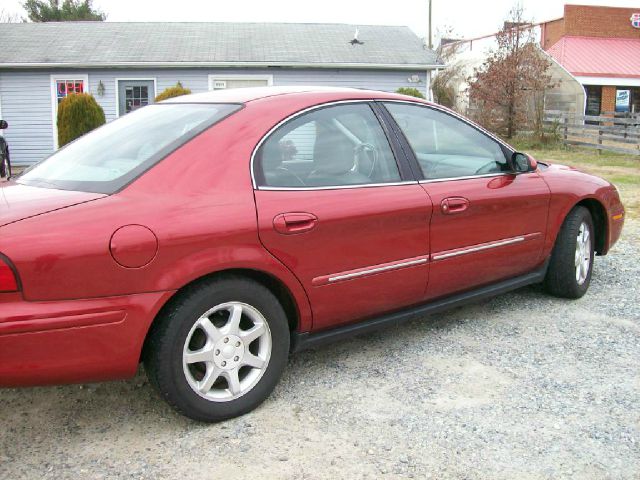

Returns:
544,206,595,299
143,277,290,422
0,145,10,179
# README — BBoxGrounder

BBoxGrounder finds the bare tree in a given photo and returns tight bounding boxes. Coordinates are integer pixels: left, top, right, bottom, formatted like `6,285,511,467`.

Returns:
467,6,555,138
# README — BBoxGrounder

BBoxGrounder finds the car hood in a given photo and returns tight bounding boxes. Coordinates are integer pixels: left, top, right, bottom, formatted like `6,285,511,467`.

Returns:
538,162,613,186
0,182,106,227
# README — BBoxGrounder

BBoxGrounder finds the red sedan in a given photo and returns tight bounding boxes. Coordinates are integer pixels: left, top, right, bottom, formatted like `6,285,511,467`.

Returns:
0,87,624,421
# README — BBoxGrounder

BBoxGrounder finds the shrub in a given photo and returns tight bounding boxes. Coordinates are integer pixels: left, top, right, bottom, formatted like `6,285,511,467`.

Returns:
395,87,425,99
155,82,192,102
57,93,106,147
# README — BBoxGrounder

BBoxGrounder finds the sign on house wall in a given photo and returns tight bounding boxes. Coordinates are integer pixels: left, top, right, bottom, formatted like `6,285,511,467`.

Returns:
631,13,640,29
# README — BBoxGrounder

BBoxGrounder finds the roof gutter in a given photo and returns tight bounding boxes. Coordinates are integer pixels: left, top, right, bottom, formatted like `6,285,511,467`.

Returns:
0,61,445,70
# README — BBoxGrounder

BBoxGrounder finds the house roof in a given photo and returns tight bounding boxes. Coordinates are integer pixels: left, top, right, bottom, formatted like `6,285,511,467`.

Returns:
546,36,640,79
0,22,442,70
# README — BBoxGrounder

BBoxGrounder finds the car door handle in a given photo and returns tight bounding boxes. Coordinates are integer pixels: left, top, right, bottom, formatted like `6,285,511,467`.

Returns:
273,212,318,235
441,197,470,215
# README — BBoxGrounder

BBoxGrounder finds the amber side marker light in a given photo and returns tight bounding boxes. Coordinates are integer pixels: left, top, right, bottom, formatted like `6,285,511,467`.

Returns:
0,258,19,292
612,213,624,221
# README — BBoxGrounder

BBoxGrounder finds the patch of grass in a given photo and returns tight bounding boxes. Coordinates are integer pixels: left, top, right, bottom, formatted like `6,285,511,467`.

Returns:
526,147,638,169
506,137,640,221
509,135,640,168
608,174,640,186
509,135,564,152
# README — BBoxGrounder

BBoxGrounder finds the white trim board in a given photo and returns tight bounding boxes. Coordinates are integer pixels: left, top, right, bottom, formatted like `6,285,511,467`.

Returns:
4,61,444,70
50,73,89,150
114,77,158,117
576,76,640,87
208,74,273,91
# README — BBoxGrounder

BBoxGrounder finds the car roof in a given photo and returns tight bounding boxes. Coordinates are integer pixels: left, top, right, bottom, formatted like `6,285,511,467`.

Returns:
161,85,426,104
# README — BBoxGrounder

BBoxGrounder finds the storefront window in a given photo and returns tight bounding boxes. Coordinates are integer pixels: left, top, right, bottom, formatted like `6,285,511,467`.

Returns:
614,87,640,115
585,85,602,116
615,89,631,113
631,87,640,115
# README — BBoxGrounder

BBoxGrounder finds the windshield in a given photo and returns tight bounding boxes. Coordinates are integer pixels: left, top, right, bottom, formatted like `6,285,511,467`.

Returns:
18,103,241,194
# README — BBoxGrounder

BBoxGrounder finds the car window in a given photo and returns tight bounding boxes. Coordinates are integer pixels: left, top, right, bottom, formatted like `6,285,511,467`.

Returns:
384,103,508,180
18,103,241,194
256,103,401,188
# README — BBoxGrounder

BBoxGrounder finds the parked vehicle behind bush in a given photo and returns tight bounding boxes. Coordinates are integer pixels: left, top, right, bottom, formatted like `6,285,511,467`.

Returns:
0,119,10,179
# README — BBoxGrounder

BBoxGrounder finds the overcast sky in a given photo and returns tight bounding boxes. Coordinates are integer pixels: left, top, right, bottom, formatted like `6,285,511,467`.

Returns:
2,0,639,40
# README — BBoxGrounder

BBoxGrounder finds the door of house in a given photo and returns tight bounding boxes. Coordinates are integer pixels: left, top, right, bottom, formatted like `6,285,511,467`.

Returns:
118,80,155,116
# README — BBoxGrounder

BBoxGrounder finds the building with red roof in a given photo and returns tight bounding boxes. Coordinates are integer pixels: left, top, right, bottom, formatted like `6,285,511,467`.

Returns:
542,4,640,115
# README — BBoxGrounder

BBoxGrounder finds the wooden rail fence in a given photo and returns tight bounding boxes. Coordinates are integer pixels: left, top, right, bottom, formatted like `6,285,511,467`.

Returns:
544,110,640,156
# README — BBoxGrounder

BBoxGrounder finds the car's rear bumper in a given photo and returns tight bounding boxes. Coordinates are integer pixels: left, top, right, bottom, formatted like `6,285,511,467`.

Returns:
0,290,174,387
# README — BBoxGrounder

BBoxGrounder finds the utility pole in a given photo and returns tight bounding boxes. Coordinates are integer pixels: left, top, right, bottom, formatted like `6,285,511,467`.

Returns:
428,0,433,49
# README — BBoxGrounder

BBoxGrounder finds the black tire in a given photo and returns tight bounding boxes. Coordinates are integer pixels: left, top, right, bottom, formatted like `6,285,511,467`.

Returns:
544,206,595,299
0,145,10,179
143,276,290,422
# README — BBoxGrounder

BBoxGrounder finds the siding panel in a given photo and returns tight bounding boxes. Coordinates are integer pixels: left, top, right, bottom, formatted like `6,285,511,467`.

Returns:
2,67,427,166
0,71,53,165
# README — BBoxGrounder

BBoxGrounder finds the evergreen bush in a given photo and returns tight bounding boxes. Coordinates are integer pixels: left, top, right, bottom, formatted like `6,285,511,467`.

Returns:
155,82,192,102
395,87,425,99
57,93,106,147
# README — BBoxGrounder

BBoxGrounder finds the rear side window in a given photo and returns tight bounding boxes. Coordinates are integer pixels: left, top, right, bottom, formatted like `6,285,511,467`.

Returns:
384,103,508,180
255,103,401,188
19,103,241,194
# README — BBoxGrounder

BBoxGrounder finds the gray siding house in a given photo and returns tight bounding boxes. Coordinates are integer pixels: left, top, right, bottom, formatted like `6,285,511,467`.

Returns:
0,22,442,166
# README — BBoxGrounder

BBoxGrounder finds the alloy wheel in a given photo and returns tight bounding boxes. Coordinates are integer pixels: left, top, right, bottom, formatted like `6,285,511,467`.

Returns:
182,302,272,402
575,221,591,285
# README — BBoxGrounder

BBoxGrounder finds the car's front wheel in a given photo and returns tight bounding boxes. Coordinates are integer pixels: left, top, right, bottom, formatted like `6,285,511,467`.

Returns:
544,206,595,298
143,277,290,422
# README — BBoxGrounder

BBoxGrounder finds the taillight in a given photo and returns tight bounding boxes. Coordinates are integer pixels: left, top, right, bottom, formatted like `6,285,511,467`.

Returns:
0,257,19,292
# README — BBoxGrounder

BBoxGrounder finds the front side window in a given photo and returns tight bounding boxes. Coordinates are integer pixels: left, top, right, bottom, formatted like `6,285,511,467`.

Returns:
255,103,401,188
384,103,508,180
19,103,241,194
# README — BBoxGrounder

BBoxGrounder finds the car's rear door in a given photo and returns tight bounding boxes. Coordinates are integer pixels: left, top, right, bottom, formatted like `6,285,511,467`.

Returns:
382,101,550,300
252,102,432,331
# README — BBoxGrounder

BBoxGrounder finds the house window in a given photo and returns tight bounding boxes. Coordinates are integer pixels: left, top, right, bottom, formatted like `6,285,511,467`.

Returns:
208,75,273,91
55,79,85,104
50,74,89,149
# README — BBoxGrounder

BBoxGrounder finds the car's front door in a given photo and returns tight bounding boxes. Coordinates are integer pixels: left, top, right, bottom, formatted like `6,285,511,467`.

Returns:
383,102,550,300
253,102,432,331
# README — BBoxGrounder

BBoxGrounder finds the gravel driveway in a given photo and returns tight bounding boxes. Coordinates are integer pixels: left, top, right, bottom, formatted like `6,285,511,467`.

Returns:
1,221,638,480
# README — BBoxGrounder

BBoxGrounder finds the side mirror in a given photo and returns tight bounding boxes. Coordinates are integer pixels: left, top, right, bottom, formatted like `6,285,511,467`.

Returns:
510,152,537,173
0,120,7,130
